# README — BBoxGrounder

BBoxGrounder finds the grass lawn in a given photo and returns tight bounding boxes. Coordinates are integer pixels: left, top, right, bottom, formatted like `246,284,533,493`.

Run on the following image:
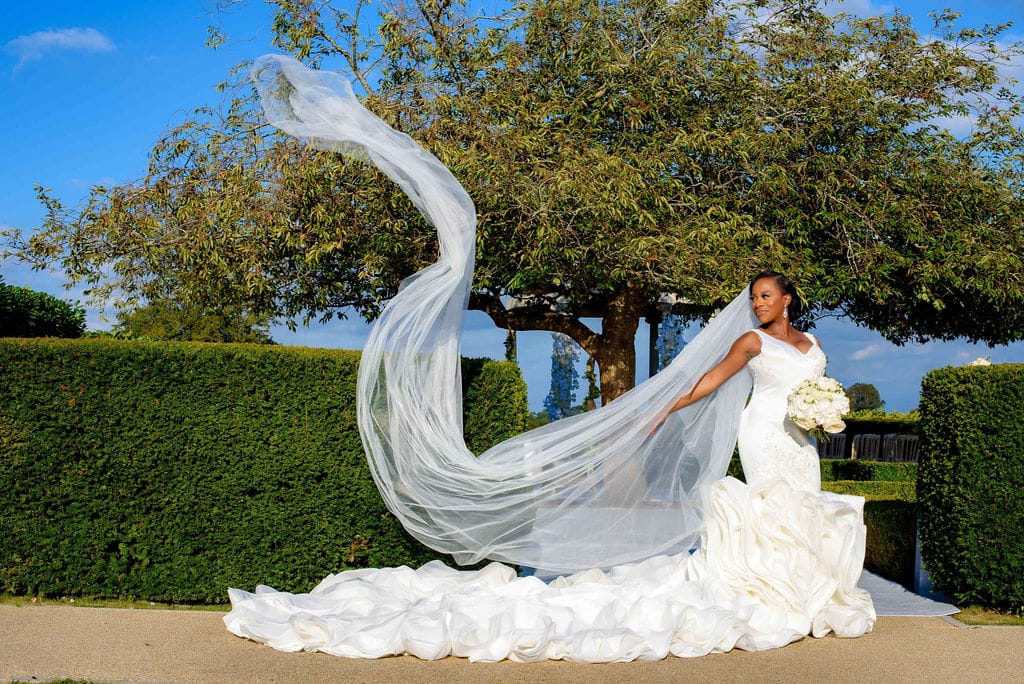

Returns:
954,605,1024,626
0,594,227,611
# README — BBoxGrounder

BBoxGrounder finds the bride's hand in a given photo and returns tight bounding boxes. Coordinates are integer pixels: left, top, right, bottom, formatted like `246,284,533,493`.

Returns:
649,410,671,436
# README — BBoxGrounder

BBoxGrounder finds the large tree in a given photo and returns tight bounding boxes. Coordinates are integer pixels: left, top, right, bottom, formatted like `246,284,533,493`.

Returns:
6,0,1024,401
845,383,884,412
114,299,275,344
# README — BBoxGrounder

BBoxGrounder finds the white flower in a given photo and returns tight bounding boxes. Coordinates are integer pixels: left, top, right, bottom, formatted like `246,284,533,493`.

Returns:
966,357,992,367
823,420,846,434
787,377,849,435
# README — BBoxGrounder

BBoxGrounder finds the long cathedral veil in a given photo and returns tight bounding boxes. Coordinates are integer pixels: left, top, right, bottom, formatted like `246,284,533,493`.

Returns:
252,55,758,576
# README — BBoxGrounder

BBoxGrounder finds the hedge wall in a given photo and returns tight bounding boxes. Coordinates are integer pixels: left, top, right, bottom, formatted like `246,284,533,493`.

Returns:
822,481,917,590
820,460,917,482
918,364,1024,612
727,456,917,483
843,413,919,436
461,357,528,455
0,339,528,603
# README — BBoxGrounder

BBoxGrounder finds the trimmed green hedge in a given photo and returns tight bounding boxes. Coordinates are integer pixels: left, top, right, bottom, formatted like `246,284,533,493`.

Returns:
822,480,916,500
821,480,915,588
824,481,917,590
461,357,528,454
0,339,528,603
844,412,919,436
866,501,916,589
918,364,1024,612
726,456,916,483
820,459,917,482
726,454,745,480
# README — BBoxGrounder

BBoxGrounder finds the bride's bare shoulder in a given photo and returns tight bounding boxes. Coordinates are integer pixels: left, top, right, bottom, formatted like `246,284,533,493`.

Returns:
732,330,763,359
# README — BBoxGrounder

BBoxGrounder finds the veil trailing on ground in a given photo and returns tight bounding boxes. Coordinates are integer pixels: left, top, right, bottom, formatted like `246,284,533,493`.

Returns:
252,55,758,576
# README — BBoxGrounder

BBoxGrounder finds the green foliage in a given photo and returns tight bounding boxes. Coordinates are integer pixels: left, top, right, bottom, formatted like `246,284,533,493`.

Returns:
821,481,917,588
7,0,1024,401
726,454,745,481
918,364,1024,612
845,383,884,412
866,500,917,589
822,480,917,500
845,409,920,423
115,299,275,344
727,456,916,484
526,409,552,430
0,339,527,603
820,459,918,482
461,357,529,455
844,410,920,437
0,280,85,338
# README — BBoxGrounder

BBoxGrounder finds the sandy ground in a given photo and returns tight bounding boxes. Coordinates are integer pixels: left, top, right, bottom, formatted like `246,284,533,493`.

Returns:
1,605,1023,684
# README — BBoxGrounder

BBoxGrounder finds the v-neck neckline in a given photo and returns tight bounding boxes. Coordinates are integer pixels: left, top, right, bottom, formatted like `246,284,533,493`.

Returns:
755,328,815,356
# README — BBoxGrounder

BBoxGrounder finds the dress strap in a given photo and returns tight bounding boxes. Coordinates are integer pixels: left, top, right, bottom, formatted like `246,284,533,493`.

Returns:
752,328,818,354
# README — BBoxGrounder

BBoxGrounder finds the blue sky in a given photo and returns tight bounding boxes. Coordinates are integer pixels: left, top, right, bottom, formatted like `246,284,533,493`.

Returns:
2,0,1023,413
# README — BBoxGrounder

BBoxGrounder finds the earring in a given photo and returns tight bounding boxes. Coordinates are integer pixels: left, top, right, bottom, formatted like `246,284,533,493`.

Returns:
784,309,789,320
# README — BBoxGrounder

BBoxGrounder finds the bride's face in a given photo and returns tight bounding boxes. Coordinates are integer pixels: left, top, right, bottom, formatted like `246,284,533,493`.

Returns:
750,278,791,324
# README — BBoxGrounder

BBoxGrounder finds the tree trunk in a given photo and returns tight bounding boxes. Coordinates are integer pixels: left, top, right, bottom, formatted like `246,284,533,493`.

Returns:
590,288,648,504
469,288,646,404
470,288,650,504
592,288,644,404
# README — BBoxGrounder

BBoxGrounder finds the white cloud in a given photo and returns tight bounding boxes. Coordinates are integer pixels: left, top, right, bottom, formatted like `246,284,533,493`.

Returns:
982,37,1024,127
733,0,893,25
821,0,894,18
850,343,884,361
5,28,115,72
926,113,976,137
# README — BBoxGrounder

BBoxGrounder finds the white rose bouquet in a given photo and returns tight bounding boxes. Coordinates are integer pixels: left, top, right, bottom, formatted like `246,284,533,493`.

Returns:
786,376,850,440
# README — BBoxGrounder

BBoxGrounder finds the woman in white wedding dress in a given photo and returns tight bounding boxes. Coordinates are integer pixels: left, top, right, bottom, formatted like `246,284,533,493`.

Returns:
224,269,876,662
654,271,876,649
223,55,874,662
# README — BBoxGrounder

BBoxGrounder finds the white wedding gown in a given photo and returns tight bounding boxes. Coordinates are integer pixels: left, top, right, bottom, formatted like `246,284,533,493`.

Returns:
223,328,876,662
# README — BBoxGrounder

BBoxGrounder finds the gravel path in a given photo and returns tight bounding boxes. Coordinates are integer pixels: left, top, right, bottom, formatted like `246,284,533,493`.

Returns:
2,605,1022,683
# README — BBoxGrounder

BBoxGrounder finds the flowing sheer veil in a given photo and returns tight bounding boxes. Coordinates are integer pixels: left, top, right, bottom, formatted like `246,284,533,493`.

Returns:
252,55,758,576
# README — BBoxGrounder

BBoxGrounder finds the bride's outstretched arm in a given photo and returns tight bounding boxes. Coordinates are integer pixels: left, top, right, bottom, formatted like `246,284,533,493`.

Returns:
650,331,761,432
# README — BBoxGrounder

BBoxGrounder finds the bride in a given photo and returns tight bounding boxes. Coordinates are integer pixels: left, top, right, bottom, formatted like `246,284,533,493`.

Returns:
223,56,875,662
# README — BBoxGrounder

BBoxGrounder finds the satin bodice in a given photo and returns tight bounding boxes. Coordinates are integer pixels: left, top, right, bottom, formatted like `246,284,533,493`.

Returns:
739,329,827,491
747,329,826,413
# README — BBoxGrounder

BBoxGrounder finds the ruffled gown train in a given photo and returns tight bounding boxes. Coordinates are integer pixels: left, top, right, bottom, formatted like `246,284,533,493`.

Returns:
224,328,875,662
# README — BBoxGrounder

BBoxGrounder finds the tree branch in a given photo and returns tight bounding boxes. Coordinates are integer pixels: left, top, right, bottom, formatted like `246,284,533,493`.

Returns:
468,292,602,356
